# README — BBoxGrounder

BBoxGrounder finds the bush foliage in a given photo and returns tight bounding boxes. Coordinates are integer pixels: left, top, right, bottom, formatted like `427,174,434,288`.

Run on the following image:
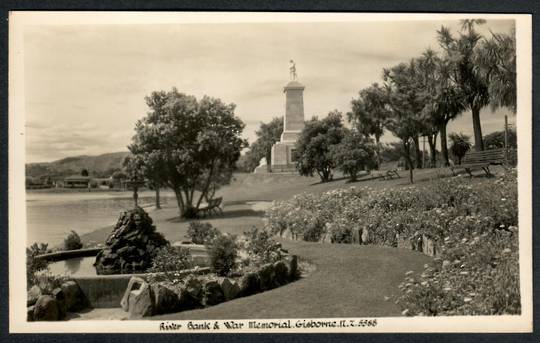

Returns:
266,171,519,315
186,222,220,245
207,234,238,277
64,230,83,250
148,246,193,284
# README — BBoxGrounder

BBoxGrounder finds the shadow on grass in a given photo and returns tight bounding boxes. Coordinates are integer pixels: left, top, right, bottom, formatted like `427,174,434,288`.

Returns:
308,175,349,186
166,208,266,223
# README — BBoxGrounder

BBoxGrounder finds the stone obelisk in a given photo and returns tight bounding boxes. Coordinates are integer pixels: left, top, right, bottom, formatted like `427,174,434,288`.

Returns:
270,61,305,173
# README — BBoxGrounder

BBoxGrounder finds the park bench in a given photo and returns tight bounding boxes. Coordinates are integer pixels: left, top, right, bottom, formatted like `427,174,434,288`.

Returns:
197,196,224,218
449,148,516,177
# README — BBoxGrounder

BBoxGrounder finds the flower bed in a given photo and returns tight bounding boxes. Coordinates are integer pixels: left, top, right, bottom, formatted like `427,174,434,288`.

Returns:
265,170,520,316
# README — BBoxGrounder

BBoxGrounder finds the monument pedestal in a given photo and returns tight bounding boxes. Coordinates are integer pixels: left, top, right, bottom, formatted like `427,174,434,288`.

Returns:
270,80,305,173
271,141,298,173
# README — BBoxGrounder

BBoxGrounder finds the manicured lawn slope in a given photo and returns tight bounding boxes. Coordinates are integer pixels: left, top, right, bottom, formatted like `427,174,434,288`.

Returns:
153,241,431,319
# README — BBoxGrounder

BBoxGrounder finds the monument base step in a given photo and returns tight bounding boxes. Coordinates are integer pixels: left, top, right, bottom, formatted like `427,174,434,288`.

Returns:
270,165,298,173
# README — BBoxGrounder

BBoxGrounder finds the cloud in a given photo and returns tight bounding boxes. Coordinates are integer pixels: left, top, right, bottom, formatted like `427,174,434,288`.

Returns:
23,19,516,162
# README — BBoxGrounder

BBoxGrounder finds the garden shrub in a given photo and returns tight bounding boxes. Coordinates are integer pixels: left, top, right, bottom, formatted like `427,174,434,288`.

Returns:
64,230,83,250
147,246,193,284
265,170,520,315
243,227,283,265
186,222,220,245
26,242,50,289
207,234,238,277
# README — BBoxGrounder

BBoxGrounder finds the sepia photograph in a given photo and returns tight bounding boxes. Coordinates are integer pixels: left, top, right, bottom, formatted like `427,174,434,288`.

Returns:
8,11,533,333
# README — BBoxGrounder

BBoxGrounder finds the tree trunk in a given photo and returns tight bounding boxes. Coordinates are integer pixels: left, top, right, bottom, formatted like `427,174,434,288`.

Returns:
472,106,484,151
402,140,414,184
413,136,422,169
266,150,272,172
440,123,450,166
173,188,185,217
427,135,437,168
155,186,161,210
375,135,381,170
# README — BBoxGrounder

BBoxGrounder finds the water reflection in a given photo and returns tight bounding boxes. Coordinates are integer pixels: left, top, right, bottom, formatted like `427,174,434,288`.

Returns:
48,256,98,276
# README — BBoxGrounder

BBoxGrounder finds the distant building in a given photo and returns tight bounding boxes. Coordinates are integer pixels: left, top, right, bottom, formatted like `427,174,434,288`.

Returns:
64,175,91,188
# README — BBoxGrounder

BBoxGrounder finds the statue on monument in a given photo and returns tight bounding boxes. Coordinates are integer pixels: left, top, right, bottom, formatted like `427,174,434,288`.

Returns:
289,59,297,80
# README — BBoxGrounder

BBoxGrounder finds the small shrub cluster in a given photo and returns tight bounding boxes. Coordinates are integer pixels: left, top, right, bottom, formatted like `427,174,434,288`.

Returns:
243,227,284,265
147,246,193,283
26,243,50,289
207,234,238,277
64,230,83,250
266,170,519,315
186,222,220,245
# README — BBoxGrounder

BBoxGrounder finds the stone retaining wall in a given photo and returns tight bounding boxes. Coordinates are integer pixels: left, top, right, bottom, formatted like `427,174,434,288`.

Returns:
280,228,441,258
73,267,211,308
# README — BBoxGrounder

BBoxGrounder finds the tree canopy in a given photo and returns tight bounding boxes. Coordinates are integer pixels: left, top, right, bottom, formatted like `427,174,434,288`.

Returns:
296,111,345,182
128,88,247,218
330,130,376,181
348,83,389,169
244,117,283,172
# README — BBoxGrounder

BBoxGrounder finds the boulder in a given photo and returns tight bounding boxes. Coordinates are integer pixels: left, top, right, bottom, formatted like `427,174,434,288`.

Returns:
33,295,59,321
257,264,275,291
218,278,240,301
127,281,155,318
287,255,299,280
422,235,438,257
396,234,413,250
318,233,332,244
27,306,35,321
238,272,260,297
281,228,294,240
27,285,42,306
361,228,370,244
184,276,203,303
351,228,361,245
203,280,224,306
94,207,169,275
52,288,67,320
121,276,146,311
151,283,180,315
273,261,289,286
61,281,89,312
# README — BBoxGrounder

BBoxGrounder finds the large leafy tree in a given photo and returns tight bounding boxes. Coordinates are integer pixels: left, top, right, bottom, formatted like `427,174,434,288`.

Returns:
383,61,427,184
437,19,490,151
296,111,345,182
129,88,247,218
244,117,283,172
348,83,390,170
330,129,376,182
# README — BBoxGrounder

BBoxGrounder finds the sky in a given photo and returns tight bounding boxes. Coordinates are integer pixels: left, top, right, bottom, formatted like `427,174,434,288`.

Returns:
24,19,516,163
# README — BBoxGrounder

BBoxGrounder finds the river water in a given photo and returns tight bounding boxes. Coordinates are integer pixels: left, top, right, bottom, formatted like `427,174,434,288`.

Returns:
26,190,174,247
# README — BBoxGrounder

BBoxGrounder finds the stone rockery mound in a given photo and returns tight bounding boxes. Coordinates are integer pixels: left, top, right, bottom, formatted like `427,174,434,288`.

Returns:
94,207,169,275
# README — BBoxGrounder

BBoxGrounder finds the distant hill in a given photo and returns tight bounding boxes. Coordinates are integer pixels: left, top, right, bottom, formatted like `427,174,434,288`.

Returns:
26,152,130,179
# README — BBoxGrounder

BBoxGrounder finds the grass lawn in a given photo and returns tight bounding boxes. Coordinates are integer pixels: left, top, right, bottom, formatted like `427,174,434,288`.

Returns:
153,241,431,319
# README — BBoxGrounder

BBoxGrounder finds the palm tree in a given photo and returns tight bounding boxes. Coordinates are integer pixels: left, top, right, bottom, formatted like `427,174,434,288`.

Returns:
348,83,390,170
449,132,472,165
477,27,517,114
416,49,466,166
438,20,490,151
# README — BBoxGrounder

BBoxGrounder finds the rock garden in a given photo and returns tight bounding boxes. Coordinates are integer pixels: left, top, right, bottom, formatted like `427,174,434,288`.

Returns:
27,207,301,321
